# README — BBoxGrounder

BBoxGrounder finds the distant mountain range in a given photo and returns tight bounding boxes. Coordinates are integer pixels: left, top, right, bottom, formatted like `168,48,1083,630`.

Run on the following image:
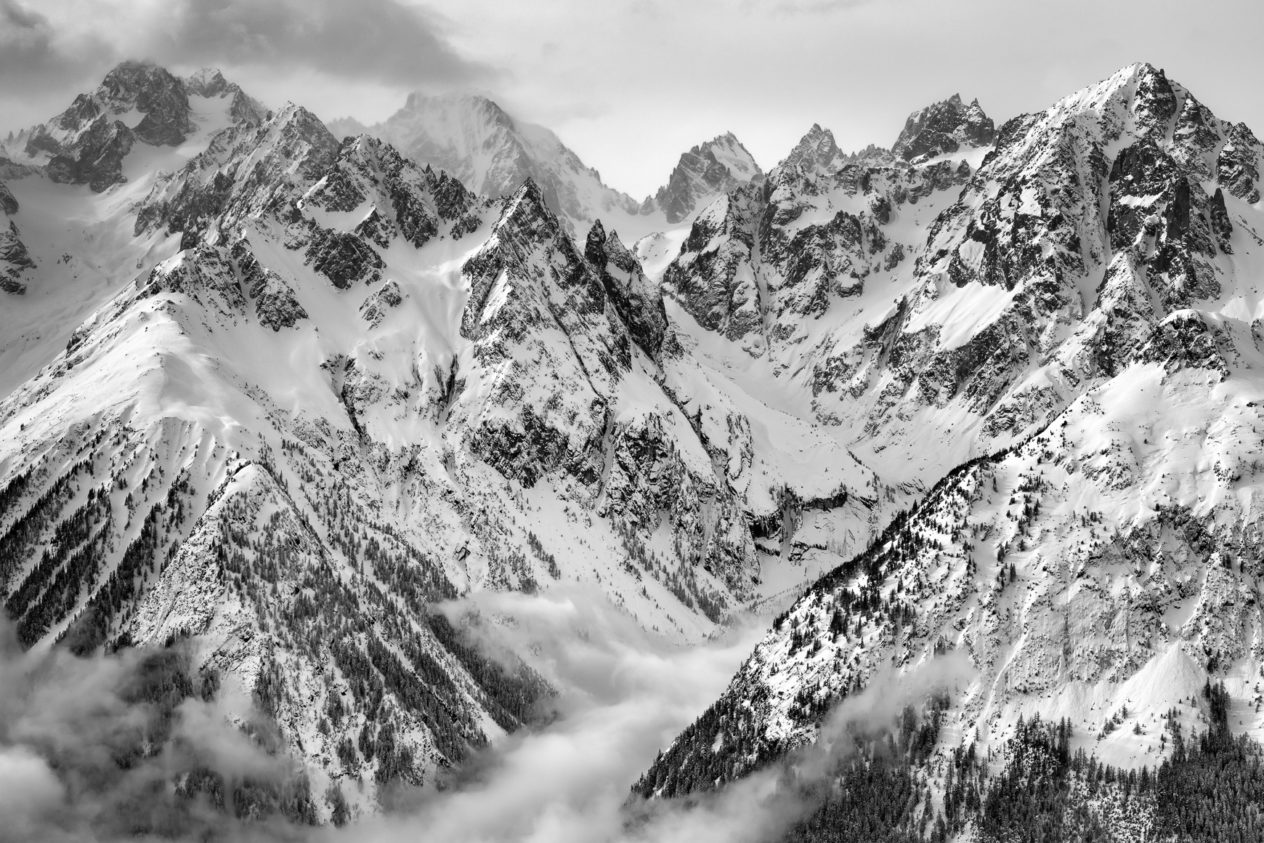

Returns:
3,58,1263,838
330,93,761,237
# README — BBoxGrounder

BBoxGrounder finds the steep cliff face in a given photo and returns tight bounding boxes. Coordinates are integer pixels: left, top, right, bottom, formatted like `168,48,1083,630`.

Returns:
661,115,980,423
0,64,886,819
8,55,1264,837
0,178,34,294
9,61,265,193
652,132,763,224
342,93,646,236
638,63,1264,816
345,92,764,240
893,92,997,162
662,63,1261,496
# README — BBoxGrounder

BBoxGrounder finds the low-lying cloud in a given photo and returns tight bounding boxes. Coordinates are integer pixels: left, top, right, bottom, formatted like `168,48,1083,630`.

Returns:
0,622,307,843
321,587,972,843
0,587,971,843
335,588,769,843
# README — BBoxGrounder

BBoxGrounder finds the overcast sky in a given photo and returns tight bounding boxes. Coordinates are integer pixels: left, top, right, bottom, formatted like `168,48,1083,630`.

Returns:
3,0,1263,197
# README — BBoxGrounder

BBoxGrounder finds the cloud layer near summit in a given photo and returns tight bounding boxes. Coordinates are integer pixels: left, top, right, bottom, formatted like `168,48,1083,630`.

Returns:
2,0,1263,196
0,0,488,87
0,0,492,135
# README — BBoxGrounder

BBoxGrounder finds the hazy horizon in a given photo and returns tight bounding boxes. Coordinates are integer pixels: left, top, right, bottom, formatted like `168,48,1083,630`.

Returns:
3,0,1264,197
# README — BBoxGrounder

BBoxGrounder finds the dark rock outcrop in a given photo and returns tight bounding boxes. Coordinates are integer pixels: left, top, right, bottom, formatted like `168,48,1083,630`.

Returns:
585,220,668,357
306,228,383,289
653,133,762,223
892,93,996,162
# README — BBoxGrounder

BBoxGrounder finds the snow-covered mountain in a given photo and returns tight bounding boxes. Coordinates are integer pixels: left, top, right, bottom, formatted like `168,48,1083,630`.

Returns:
329,93,646,236
892,92,997,162
334,93,764,239
6,55,1263,838
650,132,763,223
7,62,266,193
0,61,882,821
637,61,1264,835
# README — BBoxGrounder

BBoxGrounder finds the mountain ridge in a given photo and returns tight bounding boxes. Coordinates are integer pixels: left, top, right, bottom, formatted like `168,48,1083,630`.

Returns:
4,57,1260,840
636,62,1264,834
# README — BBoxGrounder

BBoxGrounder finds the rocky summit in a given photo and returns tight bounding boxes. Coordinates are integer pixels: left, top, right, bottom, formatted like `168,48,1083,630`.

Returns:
637,61,1264,841
2,56,1264,840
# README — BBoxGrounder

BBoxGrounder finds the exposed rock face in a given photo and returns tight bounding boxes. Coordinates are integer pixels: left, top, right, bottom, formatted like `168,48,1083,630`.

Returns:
304,134,483,250
135,104,341,245
9,55,1264,839
232,238,308,330
25,62,188,189
781,123,850,174
638,62,1264,816
0,179,33,294
4,68,853,816
664,186,766,347
40,114,135,192
454,180,766,591
15,61,264,193
892,92,996,162
457,180,629,482
307,228,384,289
0,180,16,216
106,62,194,146
652,132,762,223
359,279,402,327
663,123,975,360
585,220,668,357
352,93,644,233
652,61,1257,490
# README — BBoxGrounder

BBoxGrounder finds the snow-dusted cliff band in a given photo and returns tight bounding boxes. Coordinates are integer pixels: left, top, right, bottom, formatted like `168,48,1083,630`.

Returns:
2,55,1264,840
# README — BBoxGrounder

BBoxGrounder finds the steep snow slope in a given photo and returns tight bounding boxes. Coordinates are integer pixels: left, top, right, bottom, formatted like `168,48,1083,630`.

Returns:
339,93,648,237
640,62,1264,804
0,64,884,818
11,55,1262,837
342,93,763,241
0,64,267,396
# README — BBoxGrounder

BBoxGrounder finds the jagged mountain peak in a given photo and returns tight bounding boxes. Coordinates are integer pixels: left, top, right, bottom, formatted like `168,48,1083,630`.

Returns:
8,60,269,192
58,59,193,148
981,60,1262,203
241,101,341,187
491,177,562,242
184,67,231,96
639,58,1264,818
10,53,1264,838
783,122,846,172
266,101,337,143
98,59,185,100
584,217,636,261
679,131,761,179
892,91,995,162
182,66,254,103
133,100,342,246
653,131,762,224
1036,61,1191,127
584,218,668,356
357,91,643,234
